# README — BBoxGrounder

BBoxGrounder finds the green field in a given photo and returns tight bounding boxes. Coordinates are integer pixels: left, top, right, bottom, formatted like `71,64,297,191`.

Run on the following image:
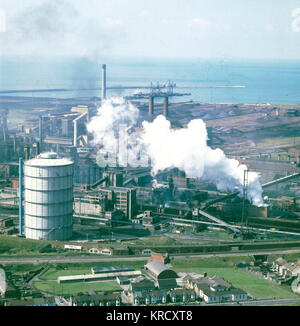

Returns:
33,280,122,296
4,253,300,299
174,266,299,299
171,256,253,268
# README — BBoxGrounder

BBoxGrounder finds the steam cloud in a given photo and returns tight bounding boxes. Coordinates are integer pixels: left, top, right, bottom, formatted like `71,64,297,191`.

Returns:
87,97,264,207
0,0,124,60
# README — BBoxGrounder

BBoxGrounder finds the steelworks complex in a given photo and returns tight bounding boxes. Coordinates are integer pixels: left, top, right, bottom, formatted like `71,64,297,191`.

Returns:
0,64,300,306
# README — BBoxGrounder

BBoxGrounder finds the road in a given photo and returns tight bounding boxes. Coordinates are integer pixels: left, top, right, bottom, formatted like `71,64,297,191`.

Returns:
1,248,300,265
204,298,300,306
239,298,300,306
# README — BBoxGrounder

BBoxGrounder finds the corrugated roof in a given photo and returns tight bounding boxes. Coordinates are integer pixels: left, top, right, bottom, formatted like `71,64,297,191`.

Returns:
145,260,174,277
58,270,141,283
92,266,134,274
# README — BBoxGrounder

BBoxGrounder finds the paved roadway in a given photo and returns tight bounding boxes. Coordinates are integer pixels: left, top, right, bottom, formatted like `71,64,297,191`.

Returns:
204,298,300,306
239,298,300,306
1,248,300,265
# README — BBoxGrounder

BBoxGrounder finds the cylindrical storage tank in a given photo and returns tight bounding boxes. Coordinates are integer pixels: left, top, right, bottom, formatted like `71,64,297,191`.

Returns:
24,152,74,241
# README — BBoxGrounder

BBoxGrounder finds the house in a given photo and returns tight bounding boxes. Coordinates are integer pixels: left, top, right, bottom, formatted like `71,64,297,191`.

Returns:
149,290,168,305
168,289,196,303
156,278,178,290
197,285,247,304
191,275,248,304
132,291,148,306
129,279,156,293
179,273,205,289
132,290,167,306
198,285,225,304
193,276,232,296
229,288,248,302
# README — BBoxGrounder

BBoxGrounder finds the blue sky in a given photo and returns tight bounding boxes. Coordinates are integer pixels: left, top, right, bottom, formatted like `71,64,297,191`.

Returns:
1,0,300,61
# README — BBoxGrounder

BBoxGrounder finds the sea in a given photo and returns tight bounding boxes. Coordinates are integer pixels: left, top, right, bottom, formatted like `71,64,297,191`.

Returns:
1,56,300,104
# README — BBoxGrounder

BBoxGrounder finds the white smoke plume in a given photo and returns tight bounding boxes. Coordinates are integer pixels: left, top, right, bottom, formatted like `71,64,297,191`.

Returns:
142,116,264,206
87,97,264,206
87,98,144,167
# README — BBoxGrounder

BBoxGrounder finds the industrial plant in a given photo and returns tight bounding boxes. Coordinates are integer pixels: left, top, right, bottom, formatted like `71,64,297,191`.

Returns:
0,63,300,307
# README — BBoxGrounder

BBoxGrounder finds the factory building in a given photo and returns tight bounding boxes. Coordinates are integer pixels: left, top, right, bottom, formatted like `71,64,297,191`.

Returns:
109,187,137,220
74,185,137,220
23,152,74,241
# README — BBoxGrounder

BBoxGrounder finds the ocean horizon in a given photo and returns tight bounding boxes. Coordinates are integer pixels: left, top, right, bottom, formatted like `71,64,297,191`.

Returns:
1,56,300,104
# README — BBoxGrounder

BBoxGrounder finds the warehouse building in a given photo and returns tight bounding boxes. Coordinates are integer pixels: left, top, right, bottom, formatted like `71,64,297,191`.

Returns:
144,260,178,281
57,270,141,284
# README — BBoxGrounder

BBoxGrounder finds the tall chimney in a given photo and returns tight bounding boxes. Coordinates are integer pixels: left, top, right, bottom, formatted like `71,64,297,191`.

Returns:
33,142,40,157
73,120,78,147
24,145,30,161
164,96,169,118
149,96,154,117
102,64,107,100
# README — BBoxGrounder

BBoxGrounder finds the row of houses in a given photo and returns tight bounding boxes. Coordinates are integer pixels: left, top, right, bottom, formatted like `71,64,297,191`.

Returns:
64,253,251,306
126,258,249,305
131,288,196,306
71,293,121,306
68,273,249,306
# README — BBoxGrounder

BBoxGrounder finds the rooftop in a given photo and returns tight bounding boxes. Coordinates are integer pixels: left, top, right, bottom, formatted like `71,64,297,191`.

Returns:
25,152,73,167
91,266,134,275
145,260,176,277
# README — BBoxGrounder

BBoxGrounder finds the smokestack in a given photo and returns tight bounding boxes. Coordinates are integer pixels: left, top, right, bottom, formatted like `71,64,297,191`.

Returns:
164,96,169,118
33,142,40,157
73,120,78,147
102,64,106,100
149,96,154,117
19,158,23,237
24,145,30,161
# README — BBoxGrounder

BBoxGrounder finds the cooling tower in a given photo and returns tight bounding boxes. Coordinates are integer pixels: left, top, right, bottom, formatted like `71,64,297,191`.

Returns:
24,152,74,240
